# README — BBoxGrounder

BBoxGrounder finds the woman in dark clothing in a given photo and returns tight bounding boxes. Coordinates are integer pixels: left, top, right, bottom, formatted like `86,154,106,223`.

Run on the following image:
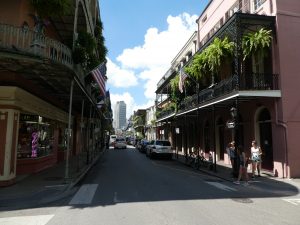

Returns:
233,146,249,185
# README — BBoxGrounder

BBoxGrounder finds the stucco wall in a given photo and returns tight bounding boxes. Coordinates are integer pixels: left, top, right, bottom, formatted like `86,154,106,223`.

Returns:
276,0,300,177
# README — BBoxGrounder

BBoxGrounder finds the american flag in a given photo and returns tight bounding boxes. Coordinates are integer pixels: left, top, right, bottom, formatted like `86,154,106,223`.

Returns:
91,63,106,96
178,68,188,93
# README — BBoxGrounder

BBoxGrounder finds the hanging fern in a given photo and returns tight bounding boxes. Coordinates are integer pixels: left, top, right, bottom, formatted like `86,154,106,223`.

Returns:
242,28,272,60
205,37,235,74
185,51,209,82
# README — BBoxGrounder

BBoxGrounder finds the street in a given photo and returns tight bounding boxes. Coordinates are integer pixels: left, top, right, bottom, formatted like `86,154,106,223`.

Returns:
1,146,300,225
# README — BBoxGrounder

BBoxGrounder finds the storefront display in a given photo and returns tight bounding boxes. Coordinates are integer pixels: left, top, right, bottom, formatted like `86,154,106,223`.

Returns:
17,114,54,158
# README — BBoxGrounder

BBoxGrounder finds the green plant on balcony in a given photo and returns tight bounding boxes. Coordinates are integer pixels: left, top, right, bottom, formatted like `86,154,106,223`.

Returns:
185,51,209,83
185,37,234,87
205,37,235,84
170,75,183,111
72,32,97,70
72,45,88,65
30,0,72,18
242,28,272,61
95,21,108,64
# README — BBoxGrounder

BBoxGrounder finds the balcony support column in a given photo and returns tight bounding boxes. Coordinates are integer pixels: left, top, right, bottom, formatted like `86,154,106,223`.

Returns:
65,79,74,182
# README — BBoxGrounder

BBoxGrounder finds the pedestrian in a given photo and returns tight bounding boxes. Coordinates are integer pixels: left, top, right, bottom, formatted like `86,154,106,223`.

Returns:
226,141,235,167
251,140,262,178
226,141,236,175
233,146,249,185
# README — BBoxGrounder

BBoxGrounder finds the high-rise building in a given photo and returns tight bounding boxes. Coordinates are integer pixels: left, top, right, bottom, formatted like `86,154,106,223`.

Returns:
114,101,127,129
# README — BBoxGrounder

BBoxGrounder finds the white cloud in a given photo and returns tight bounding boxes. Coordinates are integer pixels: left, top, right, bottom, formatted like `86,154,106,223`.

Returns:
106,58,138,88
116,13,198,70
110,92,154,120
108,13,198,116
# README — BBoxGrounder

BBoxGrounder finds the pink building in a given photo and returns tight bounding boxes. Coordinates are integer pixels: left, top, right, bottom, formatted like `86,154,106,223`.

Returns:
156,0,300,178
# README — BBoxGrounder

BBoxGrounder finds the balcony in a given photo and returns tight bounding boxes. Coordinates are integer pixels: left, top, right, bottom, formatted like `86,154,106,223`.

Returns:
0,23,73,69
157,73,279,120
0,23,98,115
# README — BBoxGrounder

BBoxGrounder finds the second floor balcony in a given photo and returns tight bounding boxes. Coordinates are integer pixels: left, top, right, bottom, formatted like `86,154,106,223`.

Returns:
0,23,100,115
156,12,280,121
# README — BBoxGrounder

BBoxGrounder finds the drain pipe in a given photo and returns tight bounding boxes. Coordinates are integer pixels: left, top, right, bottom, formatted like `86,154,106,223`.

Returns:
275,100,288,178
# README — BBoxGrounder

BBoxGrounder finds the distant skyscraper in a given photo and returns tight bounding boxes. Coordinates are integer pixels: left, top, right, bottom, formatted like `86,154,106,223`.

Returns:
114,101,127,129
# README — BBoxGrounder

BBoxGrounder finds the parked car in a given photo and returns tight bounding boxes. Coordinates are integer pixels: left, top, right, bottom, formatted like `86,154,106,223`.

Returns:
138,139,149,153
146,140,173,159
109,135,117,146
114,137,127,149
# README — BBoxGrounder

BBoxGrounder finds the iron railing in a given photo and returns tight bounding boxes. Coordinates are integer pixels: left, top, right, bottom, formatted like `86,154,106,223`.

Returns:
157,73,279,119
0,23,73,69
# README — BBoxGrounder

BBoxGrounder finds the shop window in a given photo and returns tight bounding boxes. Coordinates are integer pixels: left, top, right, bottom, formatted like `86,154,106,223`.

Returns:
17,114,54,158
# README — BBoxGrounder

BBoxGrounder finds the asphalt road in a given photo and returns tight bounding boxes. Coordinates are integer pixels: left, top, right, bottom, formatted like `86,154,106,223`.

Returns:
1,146,300,225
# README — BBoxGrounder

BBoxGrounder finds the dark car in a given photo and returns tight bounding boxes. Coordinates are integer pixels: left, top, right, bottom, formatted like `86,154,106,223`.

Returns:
139,139,149,153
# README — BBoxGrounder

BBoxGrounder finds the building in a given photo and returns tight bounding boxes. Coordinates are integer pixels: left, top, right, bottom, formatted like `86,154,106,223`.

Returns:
132,109,146,139
114,101,127,130
145,105,156,141
155,0,300,178
0,0,111,186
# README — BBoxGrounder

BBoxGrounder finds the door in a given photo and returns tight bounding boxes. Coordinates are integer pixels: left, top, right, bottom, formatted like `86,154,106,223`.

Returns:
258,108,273,170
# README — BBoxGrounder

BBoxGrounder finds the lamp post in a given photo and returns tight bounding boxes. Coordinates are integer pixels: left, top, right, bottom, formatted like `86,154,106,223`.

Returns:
230,106,239,177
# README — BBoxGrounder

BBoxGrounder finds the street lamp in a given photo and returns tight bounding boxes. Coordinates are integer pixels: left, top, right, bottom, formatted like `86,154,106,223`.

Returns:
230,106,239,177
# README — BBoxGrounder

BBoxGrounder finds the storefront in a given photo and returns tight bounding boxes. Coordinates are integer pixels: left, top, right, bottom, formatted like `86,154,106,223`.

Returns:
17,114,54,159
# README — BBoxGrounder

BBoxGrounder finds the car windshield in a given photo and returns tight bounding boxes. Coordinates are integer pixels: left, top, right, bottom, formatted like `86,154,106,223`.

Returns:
116,138,125,142
156,141,171,146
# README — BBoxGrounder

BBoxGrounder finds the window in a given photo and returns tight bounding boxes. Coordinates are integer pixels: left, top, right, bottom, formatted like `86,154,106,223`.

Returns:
156,140,171,146
254,0,265,10
202,15,207,24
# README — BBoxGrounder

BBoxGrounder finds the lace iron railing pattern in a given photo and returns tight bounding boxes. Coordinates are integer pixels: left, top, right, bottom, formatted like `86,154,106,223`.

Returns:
0,23,73,69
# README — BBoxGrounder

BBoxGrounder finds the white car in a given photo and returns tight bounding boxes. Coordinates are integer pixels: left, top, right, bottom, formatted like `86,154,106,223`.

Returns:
146,140,173,159
109,135,117,146
114,137,127,149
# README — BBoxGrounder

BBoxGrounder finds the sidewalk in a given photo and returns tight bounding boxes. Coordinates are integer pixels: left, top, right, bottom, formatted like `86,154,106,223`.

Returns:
0,149,105,210
173,152,300,194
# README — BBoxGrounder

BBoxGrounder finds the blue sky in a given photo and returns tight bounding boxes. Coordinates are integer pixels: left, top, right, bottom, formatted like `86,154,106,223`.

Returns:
100,0,210,119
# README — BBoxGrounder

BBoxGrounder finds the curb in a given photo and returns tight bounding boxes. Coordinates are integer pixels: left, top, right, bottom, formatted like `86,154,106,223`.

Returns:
0,149,107,210
173,155,233,182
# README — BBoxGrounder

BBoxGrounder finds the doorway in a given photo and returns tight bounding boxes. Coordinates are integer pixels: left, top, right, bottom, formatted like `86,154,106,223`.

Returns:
257,108,273,170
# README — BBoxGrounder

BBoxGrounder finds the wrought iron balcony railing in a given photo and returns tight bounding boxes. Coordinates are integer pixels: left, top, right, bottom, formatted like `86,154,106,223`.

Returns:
157,73,279,119
0,23,73,69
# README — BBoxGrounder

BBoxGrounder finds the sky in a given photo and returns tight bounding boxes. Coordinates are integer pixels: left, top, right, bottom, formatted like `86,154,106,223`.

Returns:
99,0,210,120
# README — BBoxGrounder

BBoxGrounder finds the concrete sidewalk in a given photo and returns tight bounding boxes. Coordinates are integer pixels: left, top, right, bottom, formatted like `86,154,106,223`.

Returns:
173,152,300,194
0,149,105,210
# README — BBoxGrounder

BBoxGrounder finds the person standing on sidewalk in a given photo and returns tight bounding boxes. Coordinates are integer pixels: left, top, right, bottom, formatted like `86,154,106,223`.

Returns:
251,140,262,178
226,141,235,169
233,146,249,185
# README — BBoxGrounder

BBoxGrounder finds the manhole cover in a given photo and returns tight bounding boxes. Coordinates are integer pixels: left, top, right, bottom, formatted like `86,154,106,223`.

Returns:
231,198,253,203
44,176,63,181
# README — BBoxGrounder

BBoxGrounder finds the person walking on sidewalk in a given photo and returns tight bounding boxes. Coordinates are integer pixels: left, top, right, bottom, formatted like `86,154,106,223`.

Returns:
234,146,249,185
251,140,262,178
